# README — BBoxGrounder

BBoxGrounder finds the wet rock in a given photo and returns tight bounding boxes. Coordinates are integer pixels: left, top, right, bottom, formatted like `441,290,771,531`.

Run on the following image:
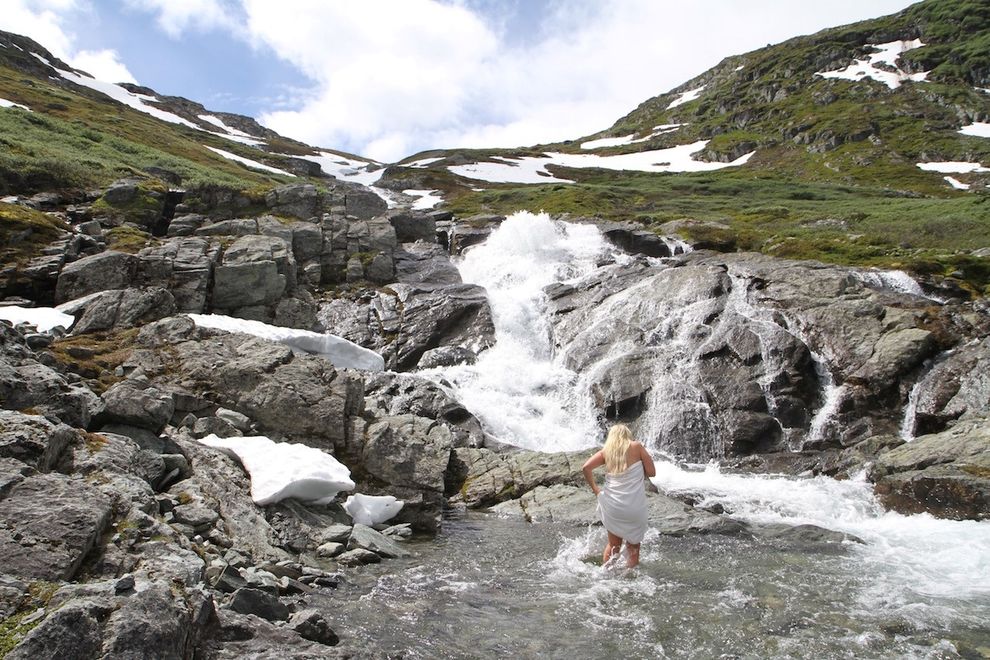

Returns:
599,221,672,258
417,346,477,368
288,608,340,646
207,608,346,658
871,416,990,521
449,447,596,508
347,523,412,559
54,250,138,303
265,183,321,220
0,472,112,581
752,523,864,548
335,548,381,566
388,210,437,243
227,588,289,621
910,337,990,435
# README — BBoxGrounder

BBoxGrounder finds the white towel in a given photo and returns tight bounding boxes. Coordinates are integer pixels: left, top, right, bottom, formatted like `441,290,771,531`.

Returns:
597,461,648,544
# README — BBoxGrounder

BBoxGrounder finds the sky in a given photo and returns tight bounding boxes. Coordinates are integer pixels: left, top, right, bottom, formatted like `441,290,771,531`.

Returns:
1,0,920,163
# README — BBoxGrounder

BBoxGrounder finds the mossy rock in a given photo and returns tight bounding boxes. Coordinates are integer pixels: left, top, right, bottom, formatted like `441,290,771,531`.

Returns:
91,178,167,228
0,201,70,265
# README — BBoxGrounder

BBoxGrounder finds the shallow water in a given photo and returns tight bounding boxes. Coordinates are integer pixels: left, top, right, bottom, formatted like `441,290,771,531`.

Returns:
325,511,989,659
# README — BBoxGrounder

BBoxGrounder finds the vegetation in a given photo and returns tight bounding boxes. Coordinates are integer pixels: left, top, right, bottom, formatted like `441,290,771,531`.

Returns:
0,202,69,265
47,328,140,394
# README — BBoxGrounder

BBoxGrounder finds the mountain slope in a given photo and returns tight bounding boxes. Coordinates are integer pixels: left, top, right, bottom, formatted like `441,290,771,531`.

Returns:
0,29,384,194
383,0,990,293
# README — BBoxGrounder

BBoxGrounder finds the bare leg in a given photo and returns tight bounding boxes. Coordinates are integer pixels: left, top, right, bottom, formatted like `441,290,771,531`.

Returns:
626,542,640,568
603,531,623,565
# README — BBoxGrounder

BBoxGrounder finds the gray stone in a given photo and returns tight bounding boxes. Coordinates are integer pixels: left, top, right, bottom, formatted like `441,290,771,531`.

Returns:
216,407,252,431
0,472,112,581
388,210,437,243
227,587,289,621
0,410,75,471
70,287,177,334
266,183,321,220
316,542,345,558
335,548,381,566
100,379,174,432
289,609,340,646
6,600,107,660
55,250,138,303
347,524,412,558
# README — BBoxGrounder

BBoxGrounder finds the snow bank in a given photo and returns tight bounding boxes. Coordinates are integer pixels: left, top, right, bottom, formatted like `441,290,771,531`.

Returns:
667,85,705,109
816,40,928,90
945,176,970,190
0,98,30,111
404,156,444,168
448,140,754,184
959,122,990,139
403,189,443,210
343,493,404,526
0,306,73,332
199,434,355,505
204,146,295,177
188,313,385,371
916,161,990,174
580,134,638,150
294,151,384,186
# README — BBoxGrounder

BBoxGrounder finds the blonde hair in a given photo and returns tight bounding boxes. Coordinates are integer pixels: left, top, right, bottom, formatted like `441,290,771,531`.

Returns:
603,423,634,474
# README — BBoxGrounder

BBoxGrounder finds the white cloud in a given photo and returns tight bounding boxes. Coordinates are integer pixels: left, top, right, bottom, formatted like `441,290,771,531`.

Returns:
123,0,239,38
70,49,137,83
0,0,137,84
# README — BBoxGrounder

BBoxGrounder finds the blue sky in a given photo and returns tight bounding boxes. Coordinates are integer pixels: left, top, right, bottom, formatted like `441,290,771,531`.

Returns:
2,0,920,162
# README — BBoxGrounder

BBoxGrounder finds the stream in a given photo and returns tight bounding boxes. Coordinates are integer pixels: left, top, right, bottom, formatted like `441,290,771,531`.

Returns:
330,212,990,658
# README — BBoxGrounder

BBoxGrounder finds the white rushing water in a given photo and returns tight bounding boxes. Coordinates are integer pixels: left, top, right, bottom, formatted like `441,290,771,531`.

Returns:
431,212,990,637
420,211,613,450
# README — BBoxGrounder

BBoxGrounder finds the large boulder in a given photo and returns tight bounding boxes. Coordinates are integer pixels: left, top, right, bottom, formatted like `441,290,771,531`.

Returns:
265,183,321,221
908,337,990,436
871,416,990,520
98,378,175,433
135,237,221,313
212,235,295,312
0,471,112,581
55,251,138,303
0,410,75,471
68,287,177,334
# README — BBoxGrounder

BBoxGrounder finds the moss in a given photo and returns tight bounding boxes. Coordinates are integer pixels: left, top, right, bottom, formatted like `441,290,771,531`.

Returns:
47,328,139,394
0,201,70,266
83,432,109,453
0,580,61,655
105,226,153,254
175,491,194,505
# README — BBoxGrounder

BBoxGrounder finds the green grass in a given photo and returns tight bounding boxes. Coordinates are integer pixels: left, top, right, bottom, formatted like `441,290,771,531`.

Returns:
0,64,302,194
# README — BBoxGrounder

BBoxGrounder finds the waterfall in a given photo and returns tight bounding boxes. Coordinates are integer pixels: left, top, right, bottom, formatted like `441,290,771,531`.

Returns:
899,379,923,441
419,211,612,451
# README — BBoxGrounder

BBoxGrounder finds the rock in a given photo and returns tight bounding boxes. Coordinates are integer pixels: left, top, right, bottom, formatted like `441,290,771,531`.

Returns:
211,565,248,594
910,337,990,435
101,582,214,659
135,237,221,313
99,378,175,432
54,251,138,303
388,210,437,243
0,472,112,581
871,416,990,520
208,608,346,658
265,183,321,220
69,287,177,334
393,242,462,285
450,447,596,508
265,499,352,555
216,407,252,431
173,503,220,530
382,523,412,539
0,410,75,471
599,221,672,258
192,416,242,439
417,346,477,369
5,600,108,660
316,542,345,558
227,588,290,621
347,523,411,558
212,235,294,311
334,548,381,566
343,185,387,220
752,523,864,548
273,296,317,330
288,609,340,646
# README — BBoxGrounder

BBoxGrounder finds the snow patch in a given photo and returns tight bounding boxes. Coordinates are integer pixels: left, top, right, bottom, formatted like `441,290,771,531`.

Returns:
343,494,404,526
917,161,990,174
667,85,706,109
0,306,73,332
403,156,444,168
580,124,683,150
198,434,354,505
448,140,754,185
945,176,970,190
815,40,928,90
187,313,385,371
295,151,384,186
403,189,443,210
204,146,295,177
0,98,30,111
959,122,990,138
197,114,266,146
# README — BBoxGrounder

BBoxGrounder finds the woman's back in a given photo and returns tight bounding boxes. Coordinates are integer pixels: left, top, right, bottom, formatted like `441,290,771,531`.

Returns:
608,441,655,477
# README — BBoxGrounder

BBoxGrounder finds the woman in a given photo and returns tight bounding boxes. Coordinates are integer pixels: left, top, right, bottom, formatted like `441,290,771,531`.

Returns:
582,423,656,568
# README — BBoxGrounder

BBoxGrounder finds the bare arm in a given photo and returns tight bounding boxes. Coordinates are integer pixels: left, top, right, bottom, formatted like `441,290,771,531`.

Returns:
582,451,605,496
638,442,656,478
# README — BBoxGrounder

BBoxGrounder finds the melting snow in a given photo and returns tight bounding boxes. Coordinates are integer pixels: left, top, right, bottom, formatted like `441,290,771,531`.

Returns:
944,176,971,190
188,313,385,371
449,140,753,184
199,434,355,505
197,114,266,146
667,85,706,109
294,151,384,186
0,98,30,111
581,124,685,150
343,493,404,526
0,306,73,332
959,122,990,138
816,40,928,90
204,146,295,177
403,189,443,210
917,161,990,174
403,156,444,168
